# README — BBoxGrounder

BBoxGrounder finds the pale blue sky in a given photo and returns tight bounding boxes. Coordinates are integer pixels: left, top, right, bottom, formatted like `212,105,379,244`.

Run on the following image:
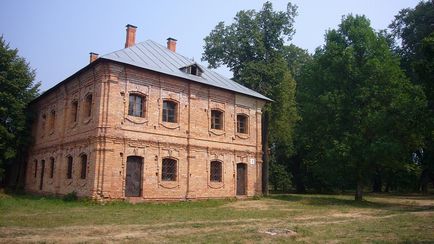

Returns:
0,0,420,91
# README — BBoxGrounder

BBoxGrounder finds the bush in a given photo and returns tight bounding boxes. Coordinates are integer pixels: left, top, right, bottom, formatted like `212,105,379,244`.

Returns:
63,191,78,202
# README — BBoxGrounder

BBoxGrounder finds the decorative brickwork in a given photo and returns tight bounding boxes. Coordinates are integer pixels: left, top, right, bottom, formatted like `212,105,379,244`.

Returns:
25,42,265,201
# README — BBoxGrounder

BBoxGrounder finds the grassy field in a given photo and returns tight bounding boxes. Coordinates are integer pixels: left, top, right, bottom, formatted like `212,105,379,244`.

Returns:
0,192,433,243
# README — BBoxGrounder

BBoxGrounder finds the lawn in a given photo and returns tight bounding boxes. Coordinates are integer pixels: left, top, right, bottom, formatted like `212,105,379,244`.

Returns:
0,192,433,243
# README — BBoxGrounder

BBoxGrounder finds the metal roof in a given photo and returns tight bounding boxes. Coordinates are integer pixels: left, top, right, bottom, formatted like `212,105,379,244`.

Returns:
101,40,271,101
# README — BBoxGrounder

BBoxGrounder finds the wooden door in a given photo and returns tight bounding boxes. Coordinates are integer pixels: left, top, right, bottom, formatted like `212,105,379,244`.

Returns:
236,163,247,195
39,160,45,190
125,156,143,197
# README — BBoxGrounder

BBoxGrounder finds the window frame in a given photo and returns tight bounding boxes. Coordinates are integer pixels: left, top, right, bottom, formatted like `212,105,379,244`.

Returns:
66,156,73,179
71,100,79,123
236,114,249,134
49,157,55,178
80,154,87,179
128,93,146,118
210,109,224,130
161,157,177,181
162,100,178,123
210,160,223,182
84,94,93,118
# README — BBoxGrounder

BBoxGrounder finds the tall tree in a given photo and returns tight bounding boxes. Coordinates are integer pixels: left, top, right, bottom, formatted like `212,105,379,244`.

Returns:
202,1,299,194
389,0,434,192
0,36,40,185
298,15,427,200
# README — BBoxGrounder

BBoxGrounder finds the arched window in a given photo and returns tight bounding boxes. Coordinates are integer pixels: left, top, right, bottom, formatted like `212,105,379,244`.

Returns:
211,110,224,130
50,157,55,178
128,93,145,117
80,154,87,179
71,101,78,123
162,100,177,123
84,94,92,117
162,158,177,181
41,114,46,133
210,161,222,182
237,114,248,134
66,156,73,179
49,110,56,130
34,160,38,178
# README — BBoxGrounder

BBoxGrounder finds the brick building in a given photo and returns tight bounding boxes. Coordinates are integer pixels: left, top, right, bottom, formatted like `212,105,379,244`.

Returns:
25,25,270,200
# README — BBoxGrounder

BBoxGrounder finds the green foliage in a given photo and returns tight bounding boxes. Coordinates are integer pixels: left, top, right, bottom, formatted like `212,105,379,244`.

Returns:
389,1,434,192
298,15,427,200
0,36,40,180
202,2,300,194
63,191,79,202
270,162,292,192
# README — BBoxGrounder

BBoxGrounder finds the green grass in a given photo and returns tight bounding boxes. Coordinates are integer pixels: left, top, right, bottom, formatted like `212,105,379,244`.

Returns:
1,192,433,243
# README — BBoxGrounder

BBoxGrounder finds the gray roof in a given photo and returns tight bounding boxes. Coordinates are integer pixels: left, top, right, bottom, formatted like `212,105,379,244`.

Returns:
101,40,271,101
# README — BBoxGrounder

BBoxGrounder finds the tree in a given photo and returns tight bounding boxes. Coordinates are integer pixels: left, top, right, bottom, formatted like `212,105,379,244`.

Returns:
389,0,434,193
202,1,299,195
298,15,427,200
0,36,40,185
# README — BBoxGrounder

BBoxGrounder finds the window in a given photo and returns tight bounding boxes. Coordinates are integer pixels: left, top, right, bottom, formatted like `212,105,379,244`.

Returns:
80,154,87,179
180,64,202,76
66,156,73,179
34,160,38,178
84,94,92,117
162,100,177,123
128,94,145,117
210,161,222,182
237,114,248,134
211,110,223,130
162,158,177,181
49,110,56,130
41,114,46,133
71,101,78,123
50,157,55,178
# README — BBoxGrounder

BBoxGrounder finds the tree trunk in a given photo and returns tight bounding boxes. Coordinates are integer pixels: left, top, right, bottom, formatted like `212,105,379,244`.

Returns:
355,178,363,201
372,169,382,193
290,153,306,193
420,169,430,194
262,111,270,196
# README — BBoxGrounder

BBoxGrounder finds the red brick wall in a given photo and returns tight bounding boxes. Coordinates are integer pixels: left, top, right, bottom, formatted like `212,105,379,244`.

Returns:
25,60,265,200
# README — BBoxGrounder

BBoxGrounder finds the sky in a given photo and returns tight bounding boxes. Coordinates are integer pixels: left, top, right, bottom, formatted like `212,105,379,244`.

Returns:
0,0,421,92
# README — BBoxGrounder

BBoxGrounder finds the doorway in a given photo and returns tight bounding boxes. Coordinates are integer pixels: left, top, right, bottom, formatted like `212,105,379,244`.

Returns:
125,156,143,197
236,163,247,195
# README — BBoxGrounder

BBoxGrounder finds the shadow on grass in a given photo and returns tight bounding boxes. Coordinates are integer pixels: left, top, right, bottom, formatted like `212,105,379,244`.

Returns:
269,194,434,212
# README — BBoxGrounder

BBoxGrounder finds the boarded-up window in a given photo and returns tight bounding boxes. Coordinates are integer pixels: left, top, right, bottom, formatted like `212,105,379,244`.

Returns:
84,94,92,117
80,154,87,179
162,158,177,181
71,101,78,122
210,161,222,182
49,110,56,130
34,160,38,178
162,100,177,123
211,110,223,130
50,157,55,178
66,156,73,179
128,94,145,117
237,114,248,134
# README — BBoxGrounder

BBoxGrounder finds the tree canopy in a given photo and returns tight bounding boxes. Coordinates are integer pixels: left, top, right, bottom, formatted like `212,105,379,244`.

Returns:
298,15,427,200
0,36,39,181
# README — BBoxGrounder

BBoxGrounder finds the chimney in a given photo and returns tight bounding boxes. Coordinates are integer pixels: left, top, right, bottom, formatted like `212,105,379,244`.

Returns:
167,37,177,52
89,52,99,63
125,24,137,48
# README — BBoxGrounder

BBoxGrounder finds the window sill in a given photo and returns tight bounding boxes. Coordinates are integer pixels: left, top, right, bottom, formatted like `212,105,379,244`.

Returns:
209,129,225,136
159,181,179,189
125,115,148,125
82,117,92,125
160,122,180,130
236,133,250,139
208,181,224,189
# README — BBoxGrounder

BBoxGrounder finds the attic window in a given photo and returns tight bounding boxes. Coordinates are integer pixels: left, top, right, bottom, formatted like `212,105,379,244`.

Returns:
180,64,202,76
